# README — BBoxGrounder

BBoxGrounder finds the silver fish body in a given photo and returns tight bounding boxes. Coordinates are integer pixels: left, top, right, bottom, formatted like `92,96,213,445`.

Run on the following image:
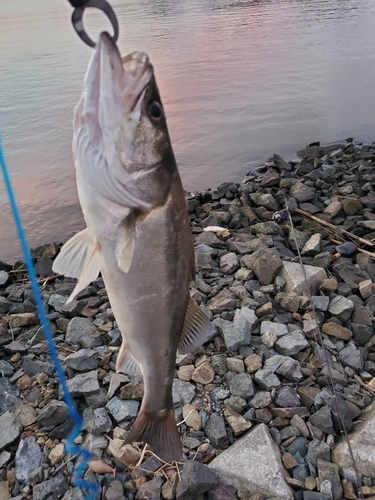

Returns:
53,32,210,461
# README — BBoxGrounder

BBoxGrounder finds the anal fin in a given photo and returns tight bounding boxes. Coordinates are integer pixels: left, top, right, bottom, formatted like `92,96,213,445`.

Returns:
178,297,212,355
116,342,141,375
52,227,101,304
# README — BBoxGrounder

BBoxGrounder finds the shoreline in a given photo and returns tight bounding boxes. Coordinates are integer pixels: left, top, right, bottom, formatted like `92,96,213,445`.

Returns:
1,139,375,499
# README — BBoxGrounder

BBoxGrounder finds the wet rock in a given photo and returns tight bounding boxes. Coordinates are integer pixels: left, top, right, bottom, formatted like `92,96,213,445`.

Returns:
105,397,139,423
176,461,217,500
0,412,22,451
332,400,375,478
64,349,98,372
280,261,327,295
66,370,100,397
209,424,293,499
204,413,229,449
15,437,43,483
274,331,309,356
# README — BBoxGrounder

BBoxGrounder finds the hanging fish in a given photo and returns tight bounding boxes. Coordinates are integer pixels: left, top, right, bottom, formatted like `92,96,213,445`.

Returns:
53,32,211,461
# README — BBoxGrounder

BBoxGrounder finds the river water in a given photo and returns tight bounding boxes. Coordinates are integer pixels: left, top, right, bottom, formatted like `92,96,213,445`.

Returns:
1,0,375,260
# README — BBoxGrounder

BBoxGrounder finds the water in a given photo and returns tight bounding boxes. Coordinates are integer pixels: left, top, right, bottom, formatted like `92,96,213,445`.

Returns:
1,0,375,261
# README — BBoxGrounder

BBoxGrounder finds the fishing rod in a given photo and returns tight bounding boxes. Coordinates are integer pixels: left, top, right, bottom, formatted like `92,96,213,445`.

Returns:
275,200,365,499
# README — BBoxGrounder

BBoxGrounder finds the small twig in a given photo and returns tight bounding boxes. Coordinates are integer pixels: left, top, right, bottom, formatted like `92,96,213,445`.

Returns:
53,454,78,475
354,374,375,396
177,409,194,427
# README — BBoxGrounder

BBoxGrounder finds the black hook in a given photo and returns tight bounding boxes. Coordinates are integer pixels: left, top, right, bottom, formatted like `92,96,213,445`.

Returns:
70,0,119,48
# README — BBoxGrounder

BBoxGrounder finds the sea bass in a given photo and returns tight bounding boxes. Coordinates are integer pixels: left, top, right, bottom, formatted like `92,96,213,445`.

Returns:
52,32,211,461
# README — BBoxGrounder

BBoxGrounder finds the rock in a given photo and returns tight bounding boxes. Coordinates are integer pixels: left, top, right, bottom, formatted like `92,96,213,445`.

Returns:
328,296,354,322
280,262,327,295
311,295,330,312
176,461,218,500
66,370,100,397
275,292,300,312
49,443,65,466
290,181,315,202
65,317,97,345
32,476,69,500
221,307,251,351
252,221,283,236
254,369,281,390
244,354,262,373
308,406,335,435
0,296,10,314
204,413,229,449
106,480,125,500
7,312,37,328
107,373,130,399
244,249,283,285
224,409,252,436
211,354,228,376
173,380,196,405
137,478,163,500
183,404,202,431
322,322,352,341
105,397,139,423
331,262,370,290
306,439,331,468
37,400,69,426
14,403,37,427
339,343,364,372
192,361,215,385
64,349,98,372
288,228,309,251
220,253,239,274
274,387,301,408
229,373,255,399
359,279,375,299
317,460,343,500
274,331,309,356
324,201,342,217
302,234,321,256
207,289,236,314
83,407,112,435
260,321,288,338
0,482,9,500
15,436,43,483
162,473,179,500
209,424,293,499
0,360,14,377
332,400,375,478
352,323,373,346
0,412,22,451
261,330,278,348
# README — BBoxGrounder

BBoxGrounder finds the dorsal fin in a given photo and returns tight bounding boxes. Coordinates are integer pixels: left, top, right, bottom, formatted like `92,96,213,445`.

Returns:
178,297,212,355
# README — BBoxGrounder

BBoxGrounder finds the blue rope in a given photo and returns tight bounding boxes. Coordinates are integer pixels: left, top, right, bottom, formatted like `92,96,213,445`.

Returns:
0,136,99,500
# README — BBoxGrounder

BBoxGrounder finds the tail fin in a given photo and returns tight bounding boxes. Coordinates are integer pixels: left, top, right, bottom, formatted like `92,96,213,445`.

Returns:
125,407,182,462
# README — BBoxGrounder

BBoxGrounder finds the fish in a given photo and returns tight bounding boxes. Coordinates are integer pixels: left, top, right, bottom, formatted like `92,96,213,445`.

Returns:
52,32,211,461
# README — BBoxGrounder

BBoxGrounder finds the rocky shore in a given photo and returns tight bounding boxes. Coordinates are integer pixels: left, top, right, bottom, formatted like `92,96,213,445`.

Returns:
1,139,375,500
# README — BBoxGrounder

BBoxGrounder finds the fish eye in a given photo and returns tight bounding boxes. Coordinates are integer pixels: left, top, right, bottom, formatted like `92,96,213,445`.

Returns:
148,101,163,121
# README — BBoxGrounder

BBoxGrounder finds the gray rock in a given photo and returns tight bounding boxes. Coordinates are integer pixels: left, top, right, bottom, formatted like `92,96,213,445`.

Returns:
288,228,309,251
22,356,54,377
37,400,69,426
62,488,85,500
0,359,15,377
204,413,229,449
0,412,22,451
220,253,239,274
328,296,354,322
66,370,100,397
309,406,335,435
290,181,315,202
221,308,251,351
65,317,96,346
274,387,301,408
244,249,283,285
275,292,300,312
306,439,331,468
302,234,321,256
211,354,228,376
229,373,255,399
207,289,236,314
274,331,309,356
224,395,247,414
280,261,327,295
254,369,281,390
176,461,217,500
15,437,43,483
352,323,374,346
339,343,364,372
83,407,112,435
0,296,10,313
286,437,309,458
105,397,139,423
173,380,196,405
106,480,125,500
0,270,10,286
48,293,67,313
260,321,288,338
276,358,303,382
318,460,343,500
332,262,370,290
209,423,293,499
136,477,163,500
311,295,330,312
32,476,69,500
64,349,98,372
249,391,272,409
303,492,331,500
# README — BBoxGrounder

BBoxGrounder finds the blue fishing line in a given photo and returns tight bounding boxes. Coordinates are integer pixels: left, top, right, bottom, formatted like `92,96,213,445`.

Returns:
0,136,99,500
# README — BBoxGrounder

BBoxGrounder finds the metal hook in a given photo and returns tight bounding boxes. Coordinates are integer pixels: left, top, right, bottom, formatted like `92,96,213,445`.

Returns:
71,0,119,48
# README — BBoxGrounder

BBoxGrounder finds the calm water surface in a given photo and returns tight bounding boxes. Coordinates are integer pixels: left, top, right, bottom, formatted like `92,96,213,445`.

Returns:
1,0,375,260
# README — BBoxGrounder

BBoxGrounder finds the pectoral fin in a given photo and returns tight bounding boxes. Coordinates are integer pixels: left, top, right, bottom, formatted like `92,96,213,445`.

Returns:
116,342,141,375
115,211,136,273
52,227,101,303
178,297,212,354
